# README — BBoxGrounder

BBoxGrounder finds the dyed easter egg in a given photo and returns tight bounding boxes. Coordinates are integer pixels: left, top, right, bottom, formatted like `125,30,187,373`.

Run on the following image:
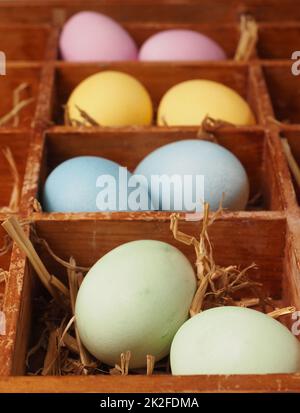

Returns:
65,71,153,127
157,79,256,126
139,29,226,61
134,139,249,211
171,306,300,374
75,240,196,368
42,156,150,212
60,11,138,61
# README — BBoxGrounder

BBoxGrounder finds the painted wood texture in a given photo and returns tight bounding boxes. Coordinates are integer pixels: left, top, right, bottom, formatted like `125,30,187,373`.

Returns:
0,0,300,393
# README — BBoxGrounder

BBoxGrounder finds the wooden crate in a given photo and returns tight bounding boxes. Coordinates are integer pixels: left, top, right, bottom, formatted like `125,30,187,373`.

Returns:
0,0,300,393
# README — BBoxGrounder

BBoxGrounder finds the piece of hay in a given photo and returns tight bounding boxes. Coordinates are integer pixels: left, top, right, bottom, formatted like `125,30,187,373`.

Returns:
171,203,261,316
146,354,155,376
2,216,69,303
109,351,131,376
64,104,99,127
0,83,34,127
281,138,300,189
235,14,258,61
0,147,21,213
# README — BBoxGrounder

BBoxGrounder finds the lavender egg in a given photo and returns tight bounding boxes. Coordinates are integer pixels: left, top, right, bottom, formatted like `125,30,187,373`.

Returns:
139,29,226,61
60,11,138,61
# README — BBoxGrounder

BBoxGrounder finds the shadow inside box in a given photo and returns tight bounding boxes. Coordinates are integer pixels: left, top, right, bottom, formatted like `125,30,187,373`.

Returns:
125,22,239,59
0,24,50,61
0,65,41,128
257,23,300,60
263,64,300,124
36,128,280,213
0,131,31,211
51,63,259,126
55,22,240,62
21,215,288,376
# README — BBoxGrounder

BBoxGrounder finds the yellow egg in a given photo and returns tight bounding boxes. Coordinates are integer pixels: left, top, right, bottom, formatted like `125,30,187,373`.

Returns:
66,71,153,126
157,79,256,126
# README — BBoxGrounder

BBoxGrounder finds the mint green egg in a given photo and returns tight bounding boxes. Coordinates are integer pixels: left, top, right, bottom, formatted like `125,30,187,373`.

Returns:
170,306,300,375
75,240,196,368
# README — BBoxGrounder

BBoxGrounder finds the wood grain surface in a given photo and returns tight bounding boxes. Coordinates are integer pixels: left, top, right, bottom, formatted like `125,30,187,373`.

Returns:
0,0,300,393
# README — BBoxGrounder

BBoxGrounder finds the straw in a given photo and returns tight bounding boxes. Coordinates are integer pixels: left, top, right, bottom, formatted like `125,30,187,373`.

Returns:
64,105,99,127
197,116,236,142
0,147,21,213
281,138,300,188
235,14,258,61
32,198,43,213
146,355,155,376
0,269,8,284
30,227,90,273
110,351,131,376
67,257,94,371
170,202,260,316
0,233,12,256
62,333,79,354
52,8,66,26
0,82,34,127
268,306,296,319
1,216,69,303
42,323,67,376
13,83,29,126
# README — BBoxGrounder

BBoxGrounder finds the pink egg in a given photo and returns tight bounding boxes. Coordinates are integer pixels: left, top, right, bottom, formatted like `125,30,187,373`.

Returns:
139,29,226,61
60,11,138,61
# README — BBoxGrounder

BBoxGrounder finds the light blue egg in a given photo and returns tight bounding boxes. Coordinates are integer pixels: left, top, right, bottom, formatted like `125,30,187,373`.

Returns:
134,140,249,211
43,156,150,212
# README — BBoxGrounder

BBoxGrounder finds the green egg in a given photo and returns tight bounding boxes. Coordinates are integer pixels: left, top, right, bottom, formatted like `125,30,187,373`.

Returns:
171,306,300,374
75,240,196,368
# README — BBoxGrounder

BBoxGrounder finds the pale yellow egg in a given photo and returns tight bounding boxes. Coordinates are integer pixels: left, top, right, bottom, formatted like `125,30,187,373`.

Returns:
157,79,256,126
66,71,153,126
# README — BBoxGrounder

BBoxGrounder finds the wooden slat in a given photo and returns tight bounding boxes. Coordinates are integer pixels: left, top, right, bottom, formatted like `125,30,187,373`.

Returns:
1,0,300,24
0,0,300,394
0,374,300,393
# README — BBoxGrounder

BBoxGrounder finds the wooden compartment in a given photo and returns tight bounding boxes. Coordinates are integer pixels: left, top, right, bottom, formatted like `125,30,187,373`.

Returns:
257,23,300,60
0,24,51,61
115,22,239,60
280,128,300,207
4,214,300,393
0,131,32,211
54,22,240,61
29,128,282,214
1,0,300,24
0,65,41,128
0,0,300,395
48,20,300,63
262,63,300,124
52,62,261,126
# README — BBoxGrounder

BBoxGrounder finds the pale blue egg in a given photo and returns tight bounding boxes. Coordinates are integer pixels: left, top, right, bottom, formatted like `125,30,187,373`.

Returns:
134,140,249,211
43,156,150,212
